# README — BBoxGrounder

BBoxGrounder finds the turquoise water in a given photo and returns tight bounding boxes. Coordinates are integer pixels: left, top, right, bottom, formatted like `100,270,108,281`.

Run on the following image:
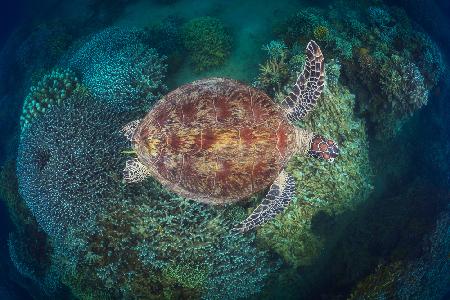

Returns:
0,0,449,299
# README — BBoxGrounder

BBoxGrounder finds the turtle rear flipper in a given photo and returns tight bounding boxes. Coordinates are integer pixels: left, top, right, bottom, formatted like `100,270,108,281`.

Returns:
281,40,325,122
122,119,141,141
123,158,151,183
232,170,295,233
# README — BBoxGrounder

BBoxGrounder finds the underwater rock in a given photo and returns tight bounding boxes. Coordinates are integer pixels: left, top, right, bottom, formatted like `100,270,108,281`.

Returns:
182,17,232,73
65,27,168,112
16,91,131,240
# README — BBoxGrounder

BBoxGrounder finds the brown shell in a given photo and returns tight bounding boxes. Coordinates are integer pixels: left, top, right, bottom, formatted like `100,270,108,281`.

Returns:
133,78,297,204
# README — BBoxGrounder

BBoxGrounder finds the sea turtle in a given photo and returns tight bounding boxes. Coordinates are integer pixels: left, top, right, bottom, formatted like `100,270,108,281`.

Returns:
122,41,339,233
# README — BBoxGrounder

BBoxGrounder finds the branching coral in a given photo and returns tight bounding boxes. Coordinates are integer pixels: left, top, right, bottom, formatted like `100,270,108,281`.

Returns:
20,68,80,133
274,3,446,139
16,91,131,240
66,27,167,112
182,17,232,72
257,41,290,96
58,179,277,299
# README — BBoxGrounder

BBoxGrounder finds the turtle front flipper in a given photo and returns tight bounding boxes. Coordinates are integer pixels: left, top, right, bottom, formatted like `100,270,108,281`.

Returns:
233,170,295,233
122,119,141,141
281,40,325,123
123,158,152,183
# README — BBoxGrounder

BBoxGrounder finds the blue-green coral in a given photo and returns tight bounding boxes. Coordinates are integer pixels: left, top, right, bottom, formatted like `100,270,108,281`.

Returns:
17,91,130,240
58,179,277,299
66,27,167,112
182,17,232,72
20,68,79,133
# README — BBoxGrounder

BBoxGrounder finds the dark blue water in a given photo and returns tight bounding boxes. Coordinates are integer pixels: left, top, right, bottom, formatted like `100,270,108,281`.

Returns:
1,1,449,299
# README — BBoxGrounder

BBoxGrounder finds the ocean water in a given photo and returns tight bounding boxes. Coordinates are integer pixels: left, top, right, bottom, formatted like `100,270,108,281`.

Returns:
0,0,449,299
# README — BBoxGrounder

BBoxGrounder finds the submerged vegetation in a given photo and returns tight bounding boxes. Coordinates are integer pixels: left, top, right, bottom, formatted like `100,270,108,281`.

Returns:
0,0,448,299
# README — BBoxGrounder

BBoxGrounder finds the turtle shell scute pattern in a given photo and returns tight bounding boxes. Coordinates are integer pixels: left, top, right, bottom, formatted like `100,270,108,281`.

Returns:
133,78,297,204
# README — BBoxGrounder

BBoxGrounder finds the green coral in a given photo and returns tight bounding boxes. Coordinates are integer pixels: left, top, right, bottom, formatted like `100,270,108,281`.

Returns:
255,60,373,267
19,68,79,133
182,17,232,72
163,263,208,290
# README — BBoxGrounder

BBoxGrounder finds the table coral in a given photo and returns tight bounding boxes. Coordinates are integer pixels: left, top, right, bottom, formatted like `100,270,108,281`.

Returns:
17,91,131,240
66,26,168,112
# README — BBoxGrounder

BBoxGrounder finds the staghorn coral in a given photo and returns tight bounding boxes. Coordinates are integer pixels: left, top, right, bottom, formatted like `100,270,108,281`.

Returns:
182,17,232,72
16,91,131,240
58,178,277,300
19,68,80,133
66,27,167,112
255,59,373,267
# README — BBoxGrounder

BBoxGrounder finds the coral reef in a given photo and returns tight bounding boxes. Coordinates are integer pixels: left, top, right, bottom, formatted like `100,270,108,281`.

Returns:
19,68,80,133
182,17,232,73
16,91,131,240
146,17,184,74
254,58,373,267
58,179,277,299
274,3,445,138
0,160,59,296
349,205,450,299
66,27,167,112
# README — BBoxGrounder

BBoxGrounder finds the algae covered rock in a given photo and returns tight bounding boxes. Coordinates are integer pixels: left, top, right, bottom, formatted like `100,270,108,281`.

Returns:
274,3,445,139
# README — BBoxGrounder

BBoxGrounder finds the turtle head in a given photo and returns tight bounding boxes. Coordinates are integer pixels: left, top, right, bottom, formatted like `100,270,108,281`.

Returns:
308,134,339,162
